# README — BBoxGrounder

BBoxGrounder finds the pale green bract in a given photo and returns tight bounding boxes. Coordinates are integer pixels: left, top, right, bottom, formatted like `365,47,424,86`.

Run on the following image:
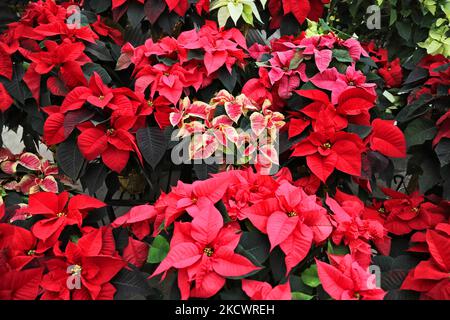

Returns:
418,18,450,57
420,0,450,19
210,0,266,28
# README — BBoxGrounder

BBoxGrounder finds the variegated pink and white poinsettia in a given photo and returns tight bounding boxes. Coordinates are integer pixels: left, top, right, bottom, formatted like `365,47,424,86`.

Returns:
0,148,67,194
170,90,285,173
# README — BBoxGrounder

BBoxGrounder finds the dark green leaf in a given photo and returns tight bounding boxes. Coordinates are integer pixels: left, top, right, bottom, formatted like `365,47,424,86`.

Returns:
435,140,450,167
81,162,108,194
136,126,168,169
56,138,85,180
82,63,112,84
218,66,237,92
237,231,270,266
396,21,411,40
85,41,113,61
405,118,437,147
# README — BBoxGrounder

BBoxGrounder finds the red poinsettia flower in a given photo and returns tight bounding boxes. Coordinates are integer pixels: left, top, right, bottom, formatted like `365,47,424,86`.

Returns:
310,65,376,104
378,57,403,88
266,50,308,99
326,190,390,268
112,204,157,240
215,168,279,221
401,226,450,300
268,0,330,29
316,254,386,300
21,38,90,101
77,116,143,173
0,268,43,300
242,279,291,300
291,127,365,182
27,191,105,246
33,20,98,44
290,87,376,138
41,232,125,300
152,202,259,299
363,41,388,65
243,181,332,274
382,188,446,235
0,224,49,271
161,177,230,227
91,16,123,45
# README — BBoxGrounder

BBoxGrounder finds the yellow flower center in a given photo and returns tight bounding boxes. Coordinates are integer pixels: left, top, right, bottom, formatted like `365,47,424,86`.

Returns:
27,250,36,256
71,264,82,275
322,142,332,149
56,212,66,218
203,247,214,257
287,211,297,218
99,95,105,100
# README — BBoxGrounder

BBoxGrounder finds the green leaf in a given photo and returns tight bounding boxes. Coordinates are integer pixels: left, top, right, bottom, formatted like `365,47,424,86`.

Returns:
332,49,353,63
436,140,450,167
236,231,270,266
241,4,254,25
56,138,85,180
292,292,314,300
301,264,320,288
127,1,145,27
327,240,350,255
396,21,411,40
136,126,168,169
147,235,170,264
404,118,437,147
389,8,397,26
87,0,111,13
82,63,112,84
289,51,303,70
218,66,238,92
85,41,113,61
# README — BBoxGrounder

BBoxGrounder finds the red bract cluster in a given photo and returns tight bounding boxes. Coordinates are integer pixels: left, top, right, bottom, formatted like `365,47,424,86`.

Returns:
120,21,247,104
410,54,450,103
244,32,369,109
267,0,330,29
364,41,404,88
110,168,396,299
0,0,122,105
0,191,130,300
402,223,450,299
